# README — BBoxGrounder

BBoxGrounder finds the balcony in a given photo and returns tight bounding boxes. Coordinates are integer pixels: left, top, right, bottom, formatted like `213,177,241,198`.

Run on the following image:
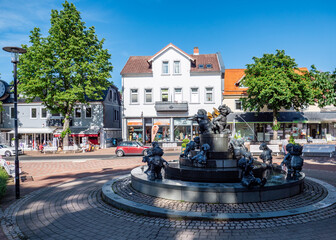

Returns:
155,101,188,112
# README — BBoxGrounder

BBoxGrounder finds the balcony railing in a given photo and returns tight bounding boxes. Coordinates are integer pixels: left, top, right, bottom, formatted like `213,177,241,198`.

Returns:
155,101,188,112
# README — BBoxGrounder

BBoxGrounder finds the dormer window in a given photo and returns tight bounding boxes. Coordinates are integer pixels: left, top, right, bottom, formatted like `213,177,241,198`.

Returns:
206,64,212,69
198,64,204,69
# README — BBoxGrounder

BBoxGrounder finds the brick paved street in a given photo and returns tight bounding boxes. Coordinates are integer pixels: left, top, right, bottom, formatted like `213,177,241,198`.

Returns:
0,152,336,240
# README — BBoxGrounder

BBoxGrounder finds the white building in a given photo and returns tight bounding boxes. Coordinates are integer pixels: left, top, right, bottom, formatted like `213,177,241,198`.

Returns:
121,43,225,144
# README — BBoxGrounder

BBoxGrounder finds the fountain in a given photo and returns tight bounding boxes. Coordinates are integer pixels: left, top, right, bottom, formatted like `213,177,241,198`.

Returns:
129,104,305,204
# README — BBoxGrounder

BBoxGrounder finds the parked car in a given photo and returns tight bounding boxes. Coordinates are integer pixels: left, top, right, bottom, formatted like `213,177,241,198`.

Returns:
115,141,150,157
0,144,23,157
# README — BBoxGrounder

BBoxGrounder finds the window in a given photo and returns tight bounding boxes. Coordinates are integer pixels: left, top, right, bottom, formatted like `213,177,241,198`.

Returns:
130,89,138,104
31,108,37,119
173,61,180,74
205,87,213,103
145,89,153,103
52,113,60,117
235,100,243,110
75,107,81,118
113,91,117,102
10,107,14,119
114,110,117,121
206,64,213,69
190,88,199,103
116,110,119,120
162,61,169,74
41,108,47,118
109,90,112,101
198,64,204,69
174,88,182,102
85,107,92,118
161,88,169,102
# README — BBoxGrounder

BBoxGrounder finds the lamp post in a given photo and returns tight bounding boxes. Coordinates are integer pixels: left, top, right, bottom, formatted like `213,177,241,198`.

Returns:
3,46,27,199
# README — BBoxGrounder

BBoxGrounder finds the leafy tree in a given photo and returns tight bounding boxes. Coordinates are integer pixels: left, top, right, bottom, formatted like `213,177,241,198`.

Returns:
17,1,113,147
309,65,336,107
240,50,314,140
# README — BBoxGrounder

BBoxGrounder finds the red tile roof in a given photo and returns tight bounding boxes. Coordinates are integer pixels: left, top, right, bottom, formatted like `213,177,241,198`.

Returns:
223,67,309,96
120,56,152,75
223,69,247,96
121,44,221,75
190,54,220,72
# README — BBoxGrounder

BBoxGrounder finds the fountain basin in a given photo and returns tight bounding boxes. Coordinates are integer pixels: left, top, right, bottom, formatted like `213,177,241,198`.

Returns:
131,166,305,203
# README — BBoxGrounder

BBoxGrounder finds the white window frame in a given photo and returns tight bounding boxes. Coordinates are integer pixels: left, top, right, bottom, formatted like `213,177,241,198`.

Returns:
190,87,199,104
161,88,169,102
144,88,153,104
130,88,139,104
162,61,169,75
235,100,243,110
204,87,214,103
74,107,82,119
10,107,14,119
40,107,48,119
85,106,92,119
174,88,183,102
173,60,181,74
31,107,37,119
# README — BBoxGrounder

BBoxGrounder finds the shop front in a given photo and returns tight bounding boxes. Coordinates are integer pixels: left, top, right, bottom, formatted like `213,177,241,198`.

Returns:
54,127,100,146
7,127,55,150
127,119,143,141
229,111,336,142
152,118,171,142
173,118,191,141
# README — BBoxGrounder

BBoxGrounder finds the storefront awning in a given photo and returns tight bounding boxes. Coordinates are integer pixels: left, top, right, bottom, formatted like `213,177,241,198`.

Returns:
8,127,55,134
228,112,336,124
54,128,99,137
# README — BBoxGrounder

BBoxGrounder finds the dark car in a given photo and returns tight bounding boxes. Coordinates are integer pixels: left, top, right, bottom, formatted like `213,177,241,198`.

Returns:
115,141,150,157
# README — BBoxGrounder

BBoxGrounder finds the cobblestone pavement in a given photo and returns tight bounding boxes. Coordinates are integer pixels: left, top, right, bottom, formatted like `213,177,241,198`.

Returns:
1,154,336,240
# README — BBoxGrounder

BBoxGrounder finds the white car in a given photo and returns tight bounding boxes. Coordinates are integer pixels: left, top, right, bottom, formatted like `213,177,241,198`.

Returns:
0,144,23,157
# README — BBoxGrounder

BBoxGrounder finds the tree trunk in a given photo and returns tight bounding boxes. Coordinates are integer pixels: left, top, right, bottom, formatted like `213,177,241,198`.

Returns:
273,109,278,140
62,115,70,148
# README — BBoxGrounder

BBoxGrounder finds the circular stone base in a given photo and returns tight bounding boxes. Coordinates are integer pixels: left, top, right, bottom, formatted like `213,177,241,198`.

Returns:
131,166,305,203
102,175,336,220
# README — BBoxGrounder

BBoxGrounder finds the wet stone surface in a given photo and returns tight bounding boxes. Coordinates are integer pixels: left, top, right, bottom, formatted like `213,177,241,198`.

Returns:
113,177,327,213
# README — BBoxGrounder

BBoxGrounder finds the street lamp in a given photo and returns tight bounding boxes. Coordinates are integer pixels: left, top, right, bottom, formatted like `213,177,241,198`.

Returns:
3,46,27,199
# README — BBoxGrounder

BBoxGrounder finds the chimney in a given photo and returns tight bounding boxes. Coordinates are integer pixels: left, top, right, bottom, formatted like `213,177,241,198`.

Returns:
193,47,199,55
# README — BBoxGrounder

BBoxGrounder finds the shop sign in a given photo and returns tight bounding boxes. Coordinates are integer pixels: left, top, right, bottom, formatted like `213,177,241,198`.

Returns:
127,119,143,126
174,118,192,126
153,118,170,126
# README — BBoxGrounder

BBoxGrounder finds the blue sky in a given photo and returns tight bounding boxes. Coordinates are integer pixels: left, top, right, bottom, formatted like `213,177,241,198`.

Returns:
0,0,335,89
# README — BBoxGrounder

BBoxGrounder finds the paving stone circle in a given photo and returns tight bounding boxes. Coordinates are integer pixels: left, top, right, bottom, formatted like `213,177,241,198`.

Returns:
112,177,327,213
2,174,336,240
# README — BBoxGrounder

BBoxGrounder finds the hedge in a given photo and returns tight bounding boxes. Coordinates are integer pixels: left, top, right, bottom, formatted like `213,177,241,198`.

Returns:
0,167,9,198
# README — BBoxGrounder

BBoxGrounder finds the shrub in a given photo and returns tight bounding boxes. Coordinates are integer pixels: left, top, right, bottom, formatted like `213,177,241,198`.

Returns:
0,168,9,198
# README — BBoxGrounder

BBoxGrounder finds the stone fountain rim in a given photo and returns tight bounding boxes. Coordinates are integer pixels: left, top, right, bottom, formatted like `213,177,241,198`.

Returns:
102,175,336,220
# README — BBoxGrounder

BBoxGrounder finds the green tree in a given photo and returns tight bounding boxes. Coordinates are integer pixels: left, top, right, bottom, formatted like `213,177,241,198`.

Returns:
240,50,314,140
17,1,113,147
309,65,336,107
